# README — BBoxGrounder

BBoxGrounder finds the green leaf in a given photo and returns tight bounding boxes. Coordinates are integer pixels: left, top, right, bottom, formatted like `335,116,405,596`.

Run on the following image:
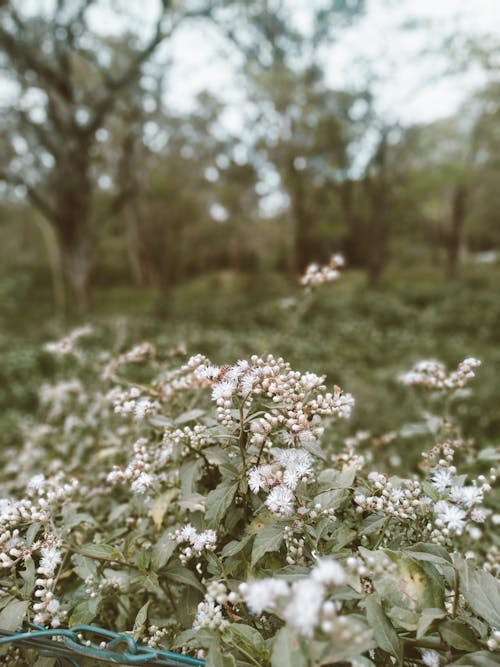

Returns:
364,595,402,664
19,557,36,598
460,565,500,628
313,488,348,511
77,543,125,562
221,535,252,558
271,626,308,667
0,599,29,631
451,651,500,666
72,554,98,581
205,479,239,528
404,542,452,566
225,624,266,658
69,597,99,625
33,658,56,667
175,408,206,425
133,600,151,639
180,458,204,496
251,521,284,568
416,608,446,639
439,619,479,651
151,530,176,569
164,562,204,592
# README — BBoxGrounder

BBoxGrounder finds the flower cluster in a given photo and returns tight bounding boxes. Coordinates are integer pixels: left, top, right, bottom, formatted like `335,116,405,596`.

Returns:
193,581,239,631
33,541,65,627
300,254,345,288
399,357,481,390
107,436,173,494
108,386,159,421
195,354,354,440
240,557,370,644
43,325,93,360
39,379,86,420
248,447,314,516
170,524,217,563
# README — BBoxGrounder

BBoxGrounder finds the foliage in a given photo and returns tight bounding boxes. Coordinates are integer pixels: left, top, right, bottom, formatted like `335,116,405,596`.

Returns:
0,291,499,665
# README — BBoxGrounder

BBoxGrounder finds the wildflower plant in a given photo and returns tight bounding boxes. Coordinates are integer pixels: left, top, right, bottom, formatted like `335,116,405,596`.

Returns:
0,326,499,666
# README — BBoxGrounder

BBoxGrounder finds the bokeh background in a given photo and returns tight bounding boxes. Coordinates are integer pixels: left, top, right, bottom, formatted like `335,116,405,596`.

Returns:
1,0,499,465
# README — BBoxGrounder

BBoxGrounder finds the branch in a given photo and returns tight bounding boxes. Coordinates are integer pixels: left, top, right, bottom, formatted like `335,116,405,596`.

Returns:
87,3,212,134
0,169,57,223
0,7,73,101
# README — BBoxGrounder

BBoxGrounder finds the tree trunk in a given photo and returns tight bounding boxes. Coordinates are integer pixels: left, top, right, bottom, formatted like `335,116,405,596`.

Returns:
59,232,92,315
447,184,468,281
54,152,94,315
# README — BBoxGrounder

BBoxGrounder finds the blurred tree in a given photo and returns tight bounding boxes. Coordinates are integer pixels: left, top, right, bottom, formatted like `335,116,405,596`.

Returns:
213,0,367,274
120,91,260,289
0,0,212,312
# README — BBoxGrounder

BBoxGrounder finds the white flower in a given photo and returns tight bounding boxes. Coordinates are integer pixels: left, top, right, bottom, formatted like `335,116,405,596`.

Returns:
179,524,197,542
431,468,454,494
39,547,62,574
131,472,154,494
421,649,440,667
470,507,488,523
434,501,467,534
248,468,265,494
449,485,483,508
265,485,295,516
196,364,220,380
27,474,46,493
311,558,346,586
211,380,236,401
239,578,289,615
284,579,324,637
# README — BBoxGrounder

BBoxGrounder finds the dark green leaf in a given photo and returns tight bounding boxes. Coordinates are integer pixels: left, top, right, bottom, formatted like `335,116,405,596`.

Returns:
364,595,402,664
251,522,284,568
205,479,239,528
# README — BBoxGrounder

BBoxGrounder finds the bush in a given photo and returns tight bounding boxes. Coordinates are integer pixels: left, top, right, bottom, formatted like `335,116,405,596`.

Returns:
1,327,499,666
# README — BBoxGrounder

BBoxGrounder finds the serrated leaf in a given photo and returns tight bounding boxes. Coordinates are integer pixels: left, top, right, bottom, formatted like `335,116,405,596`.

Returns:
364,595,402,664
271,626,308,667
251,522,284,568
205,479,239,528
0,599,29,631
151,488,178,531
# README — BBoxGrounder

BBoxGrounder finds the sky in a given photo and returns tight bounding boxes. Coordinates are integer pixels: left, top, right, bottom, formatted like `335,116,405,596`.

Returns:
156,0,500,129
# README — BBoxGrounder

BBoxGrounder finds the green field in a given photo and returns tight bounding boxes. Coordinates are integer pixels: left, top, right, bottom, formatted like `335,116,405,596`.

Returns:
2,264,499,469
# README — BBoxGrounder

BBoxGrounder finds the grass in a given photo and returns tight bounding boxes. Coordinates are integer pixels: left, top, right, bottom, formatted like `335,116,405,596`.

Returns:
1,262,499,469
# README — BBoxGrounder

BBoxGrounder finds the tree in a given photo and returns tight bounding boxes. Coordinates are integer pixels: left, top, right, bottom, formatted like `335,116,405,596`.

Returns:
212,0,366,274
0,0,211,312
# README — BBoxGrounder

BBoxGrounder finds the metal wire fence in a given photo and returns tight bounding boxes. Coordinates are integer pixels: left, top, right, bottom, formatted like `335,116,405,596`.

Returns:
0,624,205,666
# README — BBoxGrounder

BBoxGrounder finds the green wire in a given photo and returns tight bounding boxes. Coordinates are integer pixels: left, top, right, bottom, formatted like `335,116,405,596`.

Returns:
0,624,205,667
